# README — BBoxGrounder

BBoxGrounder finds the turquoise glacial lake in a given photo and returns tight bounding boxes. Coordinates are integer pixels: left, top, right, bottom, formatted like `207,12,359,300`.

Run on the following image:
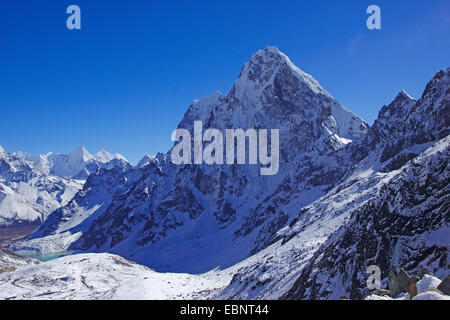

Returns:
19,250,75,262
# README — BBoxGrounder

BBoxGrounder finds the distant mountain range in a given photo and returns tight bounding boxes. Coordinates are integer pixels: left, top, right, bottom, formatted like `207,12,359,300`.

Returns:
1,47,448,300
0,146,129,226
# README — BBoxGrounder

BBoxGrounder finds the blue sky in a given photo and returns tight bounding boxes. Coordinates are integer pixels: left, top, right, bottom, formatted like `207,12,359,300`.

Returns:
0,0,449,164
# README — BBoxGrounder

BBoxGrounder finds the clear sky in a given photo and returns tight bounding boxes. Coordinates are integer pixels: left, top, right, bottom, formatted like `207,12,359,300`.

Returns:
0,0,449,164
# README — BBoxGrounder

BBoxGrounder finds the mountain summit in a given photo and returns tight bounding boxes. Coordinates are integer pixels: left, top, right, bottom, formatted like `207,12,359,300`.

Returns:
233,46,331,104
69,146,92,162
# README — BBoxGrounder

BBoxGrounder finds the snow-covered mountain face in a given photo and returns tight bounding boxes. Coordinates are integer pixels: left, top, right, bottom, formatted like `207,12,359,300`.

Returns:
349,90,416,163
222,67,449,300
137,154,157,169
22,47,370,272
0,147,129,227
27,146,129,180
281,137,449,300
279,68,450,300
7,48,448,300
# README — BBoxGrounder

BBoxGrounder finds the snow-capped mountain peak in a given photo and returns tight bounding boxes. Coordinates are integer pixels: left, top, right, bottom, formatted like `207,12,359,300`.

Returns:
94,148,111,162
46,146,129,178
232,46,331,107
377,89,416,122
68,146,93,163
94,148,126,163
176,46,368,151
137,154,156,168
399,89,415,100
185,91,225,124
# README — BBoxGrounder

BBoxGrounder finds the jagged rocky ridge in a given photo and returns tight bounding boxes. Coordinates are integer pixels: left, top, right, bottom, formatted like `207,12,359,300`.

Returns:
6,47,449,299
208,68,449,300
280,68,449,299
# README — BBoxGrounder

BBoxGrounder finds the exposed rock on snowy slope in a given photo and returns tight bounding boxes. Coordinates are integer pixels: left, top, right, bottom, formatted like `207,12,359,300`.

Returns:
29,164,143,242
365,274,449,300
0,146,129,227
209,126,448,300
0,247,39,273
282,137,449,299
163,67,448,300
350,89,416,163
280,68,449,300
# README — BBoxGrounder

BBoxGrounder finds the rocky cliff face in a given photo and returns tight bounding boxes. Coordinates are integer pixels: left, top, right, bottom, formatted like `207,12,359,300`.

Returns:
280,68,450,300
282,137,449,300
181,67,449,300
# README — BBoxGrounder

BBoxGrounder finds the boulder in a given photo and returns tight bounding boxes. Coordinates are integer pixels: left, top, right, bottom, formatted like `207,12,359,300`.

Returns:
408,283,418,299
416,274,442,293
389,268,419,297
437,275,450,295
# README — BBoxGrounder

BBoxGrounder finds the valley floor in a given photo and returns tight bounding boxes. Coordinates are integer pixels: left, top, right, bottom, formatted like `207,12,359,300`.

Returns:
0,251,448,300
0,252,232,300
0,225,38,245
